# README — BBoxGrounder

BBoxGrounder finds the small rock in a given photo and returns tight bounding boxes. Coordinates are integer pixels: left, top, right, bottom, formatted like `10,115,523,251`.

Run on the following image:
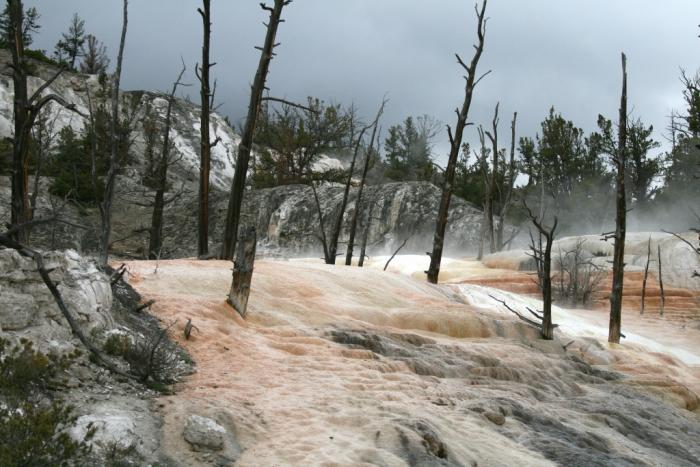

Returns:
183,415,226,451
484,411,506,425
686,320,700,331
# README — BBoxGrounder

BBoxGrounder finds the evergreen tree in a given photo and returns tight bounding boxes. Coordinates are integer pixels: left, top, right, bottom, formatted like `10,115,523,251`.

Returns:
53,13,85,70
382,115,438,182
0,3,39,48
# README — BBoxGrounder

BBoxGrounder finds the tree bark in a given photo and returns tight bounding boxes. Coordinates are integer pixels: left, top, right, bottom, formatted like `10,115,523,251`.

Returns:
345,100,386,265
357,198,375,268
497,111,517,250
221,0,290,260
641,236,651,314
608,53,628,344
427,0,489,284
228,226,257,318
197,0,216,257
8,0,30,243
310,181,331,263
98,0,128,265
484,102,499,254
327,124,368,264
524,203,558,340
148,64,186,259
658,244,665,316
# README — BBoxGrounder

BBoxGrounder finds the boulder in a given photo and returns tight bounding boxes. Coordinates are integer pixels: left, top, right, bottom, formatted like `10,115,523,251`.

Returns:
183,415,227,451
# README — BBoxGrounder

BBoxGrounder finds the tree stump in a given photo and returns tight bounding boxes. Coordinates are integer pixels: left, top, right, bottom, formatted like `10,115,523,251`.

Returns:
228,226,256,318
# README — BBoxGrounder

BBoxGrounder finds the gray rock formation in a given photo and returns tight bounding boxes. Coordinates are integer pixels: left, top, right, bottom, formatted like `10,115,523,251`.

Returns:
0,248,112,350
183,415,227,451
0,50,493,260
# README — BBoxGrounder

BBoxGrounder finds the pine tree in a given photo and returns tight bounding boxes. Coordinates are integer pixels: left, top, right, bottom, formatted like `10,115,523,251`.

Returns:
53,13,85,70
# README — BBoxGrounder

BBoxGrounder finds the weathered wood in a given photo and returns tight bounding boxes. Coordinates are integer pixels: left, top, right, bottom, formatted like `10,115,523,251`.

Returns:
197,0,216,257
523,202,558,340
641,236,651,314
609,52,628,344
384,236,410,271
310,181,331,263
228,227,257,318
427,0,489,284
328,124,368,264
658,244,665,316
357,198,376,268
496,111,518,251
345,99,387,266
98,0,129,265
221,0,290,260
149,63,187,259
484,102,500,254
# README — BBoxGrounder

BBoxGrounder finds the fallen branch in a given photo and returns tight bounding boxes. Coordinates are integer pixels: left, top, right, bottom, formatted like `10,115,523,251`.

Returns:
384,236,410,271
488,294,558,331
133,299,156,313
0,233,132,379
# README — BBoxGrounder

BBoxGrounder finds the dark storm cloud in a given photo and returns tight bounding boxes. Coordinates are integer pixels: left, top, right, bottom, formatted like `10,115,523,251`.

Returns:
29,0,700,160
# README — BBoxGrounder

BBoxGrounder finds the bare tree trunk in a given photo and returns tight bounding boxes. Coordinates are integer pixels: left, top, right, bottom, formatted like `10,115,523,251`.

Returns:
345,100,386,265
197,0,217,257
497,111,517,250
476,127,488,260
357,198,375,268
310,181,331,263
384,236,410,271
99,0,128,265
327,124,368,264
8,1,84,244
524,203,558,340
427,0,489,284
658,244,665,316
641,236,651,314
484,102,500,254
8,0,30,244
228,226,257,318
609,53,628,344
148,64,186,259
221,0,290,260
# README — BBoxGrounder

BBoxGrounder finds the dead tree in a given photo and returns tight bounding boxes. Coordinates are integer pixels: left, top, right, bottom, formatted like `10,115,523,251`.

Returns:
310,180,331,263
524,203,558,340
496,111,517,251
427,0,489,284
384,236,411,271
476,126,489,260
608,53,628,344
554,239,605,306
196,0,220,257
221,0,291,260
148,63,187,259
327,123,369,264
98,0,129,265
7,0,83,243
345,99,387,265
658,244,665,316
228,226,257,318
358,196,380,267
641,236,651,314
483,102,500,254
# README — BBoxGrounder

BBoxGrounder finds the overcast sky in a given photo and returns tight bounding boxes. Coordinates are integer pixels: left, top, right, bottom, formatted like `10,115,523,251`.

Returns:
28,0,700,160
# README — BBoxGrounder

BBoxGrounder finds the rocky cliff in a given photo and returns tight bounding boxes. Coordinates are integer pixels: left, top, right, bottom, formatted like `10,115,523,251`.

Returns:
0,52,488,259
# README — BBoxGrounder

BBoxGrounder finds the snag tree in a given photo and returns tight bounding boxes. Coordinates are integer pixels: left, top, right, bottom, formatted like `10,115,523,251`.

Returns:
222,0,291,260
427,0,489,284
